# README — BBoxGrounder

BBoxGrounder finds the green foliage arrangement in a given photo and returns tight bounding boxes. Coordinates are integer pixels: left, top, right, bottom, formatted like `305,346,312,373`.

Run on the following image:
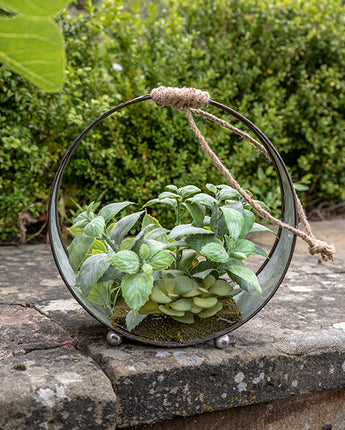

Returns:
1,0,345,242
68,183,274,331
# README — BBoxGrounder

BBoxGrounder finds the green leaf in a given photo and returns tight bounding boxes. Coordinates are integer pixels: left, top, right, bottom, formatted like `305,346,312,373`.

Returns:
187,193,217,208
186,234,229,263
220,207,244,240
98,201,134,224
137,239,168,256
142,198,177,211
87,281,112,309
142,213,162,229
168,224,213,240
254,245,270,259
68,234,95,272
165,185,178,192
159,191,180,200
72,211,89,227
76,253,111,296
205,183,217,194
177,185,201,198
125,311,146,332
142,263,153,277
98,266,123,283
182,201,205,227
228,264,262,295
110,210,144,245
144,227,169,242
0,16,65,92
110,250,140,274
240,210,255,238
218,187,240,201
201,242,229,263
192,269,219,280
139,243,150,259
250,223,277,236
149,251,175,271
83,216,105,238
178,250,197,271
122,273,153,312
0,0,71,16
230,239,256,260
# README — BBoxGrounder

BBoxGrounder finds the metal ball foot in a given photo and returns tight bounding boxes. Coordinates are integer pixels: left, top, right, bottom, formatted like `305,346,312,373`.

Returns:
214,334,230,349
106,331,123,346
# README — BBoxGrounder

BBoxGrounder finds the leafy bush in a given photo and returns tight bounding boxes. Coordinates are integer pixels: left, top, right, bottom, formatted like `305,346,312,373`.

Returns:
1,0,345,242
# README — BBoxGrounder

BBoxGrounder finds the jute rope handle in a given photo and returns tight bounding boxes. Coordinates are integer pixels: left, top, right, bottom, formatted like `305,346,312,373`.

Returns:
151,86,336,261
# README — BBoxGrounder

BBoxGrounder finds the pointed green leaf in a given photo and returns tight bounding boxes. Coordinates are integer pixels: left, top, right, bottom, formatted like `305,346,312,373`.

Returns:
228,264,262,295
230,239,256,260
98,265,123,283
68,234,95,272
149,251,174,271
177,185,201,198
187,193,217,207
159,191,180,200
169,224,213,240
72,211,89,227
0,0,71,16
0,16,65,92
240,210,255,238
178,250,197,271
192,269,219,280
201,241,229,263
205,183,217,194
218,187,240,201
254,245,270,259
165,185,178,192
142,263,153,277
76,253,111,296
182,201,205,227
110,211,144,245
250,223,277,236
122,273,153,312
83,216,105,238
98,201,134,224
139,243,150,259
220,207,244,240
110,250,140,274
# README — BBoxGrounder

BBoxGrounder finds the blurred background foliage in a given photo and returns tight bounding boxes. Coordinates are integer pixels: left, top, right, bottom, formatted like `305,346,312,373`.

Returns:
1,0,345,242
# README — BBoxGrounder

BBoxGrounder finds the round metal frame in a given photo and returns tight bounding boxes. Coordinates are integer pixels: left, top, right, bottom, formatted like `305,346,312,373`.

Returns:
48,94,298,347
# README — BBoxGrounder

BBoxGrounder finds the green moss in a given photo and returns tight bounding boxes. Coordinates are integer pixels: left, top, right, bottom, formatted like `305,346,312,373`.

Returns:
111,296,242,343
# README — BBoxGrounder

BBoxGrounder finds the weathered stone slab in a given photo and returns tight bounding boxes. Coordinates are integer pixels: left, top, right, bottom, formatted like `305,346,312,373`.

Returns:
0,244,70,304
0,304,75,360
0,348,117,430
34,298,106,337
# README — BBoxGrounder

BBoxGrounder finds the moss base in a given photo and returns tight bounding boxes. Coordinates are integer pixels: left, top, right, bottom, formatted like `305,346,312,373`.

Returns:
111,297,242,344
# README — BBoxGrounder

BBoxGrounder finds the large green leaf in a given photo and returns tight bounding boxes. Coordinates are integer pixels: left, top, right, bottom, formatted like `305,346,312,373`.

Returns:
177,185,200,198
76,253,111,297
122,273,153,312
68,234,95,272
83,216,105,238
98,201,134,224
169,224,213,241
148,250,174,271
187,193,217,208
110,250,140,274
0,0,70,16
240,210,255,238
220,207,244,241
228,264,262,295
186,234,229,263
110,211,144,245
182,201,205,227
230,239,256,260
125,311,147,332
0,16,65,91
250,223,277,236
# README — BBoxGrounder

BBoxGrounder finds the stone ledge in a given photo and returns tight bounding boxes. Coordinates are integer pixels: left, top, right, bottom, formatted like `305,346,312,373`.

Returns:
0,220,345,429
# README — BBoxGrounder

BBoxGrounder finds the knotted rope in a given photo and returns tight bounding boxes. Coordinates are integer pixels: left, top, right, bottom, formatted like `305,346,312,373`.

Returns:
150,86,336,261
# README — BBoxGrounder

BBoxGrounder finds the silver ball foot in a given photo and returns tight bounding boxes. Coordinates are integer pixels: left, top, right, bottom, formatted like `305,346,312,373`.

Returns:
106,331,123,346
214,334,230,349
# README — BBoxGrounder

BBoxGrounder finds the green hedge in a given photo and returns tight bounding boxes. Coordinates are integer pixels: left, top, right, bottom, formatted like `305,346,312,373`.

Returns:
1,0,345,241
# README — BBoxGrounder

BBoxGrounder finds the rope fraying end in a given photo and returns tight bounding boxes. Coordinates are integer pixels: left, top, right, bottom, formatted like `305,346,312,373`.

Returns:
309,240,336,261
151,86,210,111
